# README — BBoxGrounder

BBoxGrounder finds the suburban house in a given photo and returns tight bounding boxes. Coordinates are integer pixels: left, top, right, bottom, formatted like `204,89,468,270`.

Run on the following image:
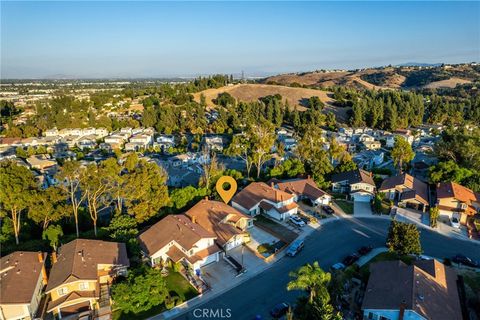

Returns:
0,252,48,320
26,155,57,171
362,140,381,150
138,215,221,272
352,151,384,171
362,259,462,320
331,169,376,202
379,173,429,212
231,182,298,221
203,135,224,151
45,239,129,319
185,199,253,251
268,177,331,206
436,181,480,224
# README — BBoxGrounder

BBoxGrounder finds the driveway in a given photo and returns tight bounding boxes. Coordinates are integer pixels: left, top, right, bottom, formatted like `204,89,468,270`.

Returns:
246,226,279,253
353,201,373,217
170,218,480,320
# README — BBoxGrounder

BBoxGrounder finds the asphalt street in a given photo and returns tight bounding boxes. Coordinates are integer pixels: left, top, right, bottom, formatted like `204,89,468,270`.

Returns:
175,217,480,320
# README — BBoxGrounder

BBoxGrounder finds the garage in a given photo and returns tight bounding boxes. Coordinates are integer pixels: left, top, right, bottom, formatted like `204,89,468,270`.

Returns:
351,193,372,202
200,252,219,267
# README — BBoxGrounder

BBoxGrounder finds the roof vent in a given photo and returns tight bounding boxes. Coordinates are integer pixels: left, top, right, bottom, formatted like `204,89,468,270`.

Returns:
418,294,424,301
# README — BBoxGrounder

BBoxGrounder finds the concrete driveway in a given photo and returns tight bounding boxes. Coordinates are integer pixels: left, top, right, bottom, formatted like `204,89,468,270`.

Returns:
353,201,373,217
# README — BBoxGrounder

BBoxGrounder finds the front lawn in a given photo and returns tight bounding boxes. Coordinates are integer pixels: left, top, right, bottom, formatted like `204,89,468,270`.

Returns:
112,270,198,320
254,215,298,242
334,200,354,215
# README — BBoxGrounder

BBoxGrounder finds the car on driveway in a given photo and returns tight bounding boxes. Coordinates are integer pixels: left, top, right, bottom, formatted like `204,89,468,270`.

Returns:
451,216,460,229
289,215,306,227
357,245,373,255
322,205,335,215
452,254,479,268
343,253,360,266
286,239,304,257
270,302,289,318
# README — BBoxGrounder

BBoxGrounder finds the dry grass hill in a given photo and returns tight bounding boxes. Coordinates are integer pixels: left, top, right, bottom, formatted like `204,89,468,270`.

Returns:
193,83,349,122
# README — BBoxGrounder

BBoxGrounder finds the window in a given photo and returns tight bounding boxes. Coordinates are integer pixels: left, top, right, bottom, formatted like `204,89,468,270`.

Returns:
379,316,389,320
79,282,89,290
57,287,68,296
367,312,374,319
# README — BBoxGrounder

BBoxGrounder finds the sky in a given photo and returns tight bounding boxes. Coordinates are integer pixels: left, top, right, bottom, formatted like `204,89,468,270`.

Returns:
1,1,479,79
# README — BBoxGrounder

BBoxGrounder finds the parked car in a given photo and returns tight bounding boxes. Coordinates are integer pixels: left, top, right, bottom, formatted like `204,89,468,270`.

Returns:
451,216,460,229
343,253,360,266
357,245,373,255
270,302,289,318
298,215,311,225
286,239,304,257
331,262,346,271
289,215,306,227
322,205,335,215
452,254,479,268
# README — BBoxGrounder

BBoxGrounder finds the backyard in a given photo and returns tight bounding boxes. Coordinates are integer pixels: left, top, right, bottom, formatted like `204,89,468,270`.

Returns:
112,270,198,320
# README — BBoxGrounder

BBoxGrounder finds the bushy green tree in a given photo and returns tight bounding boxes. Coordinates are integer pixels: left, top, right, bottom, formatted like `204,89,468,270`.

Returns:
391,136,414,173
42,225,63,251
386,220,422,255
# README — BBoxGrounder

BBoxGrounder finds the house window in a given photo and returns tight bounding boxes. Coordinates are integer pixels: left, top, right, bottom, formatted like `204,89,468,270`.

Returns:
57,287,68,296
79,282,89,290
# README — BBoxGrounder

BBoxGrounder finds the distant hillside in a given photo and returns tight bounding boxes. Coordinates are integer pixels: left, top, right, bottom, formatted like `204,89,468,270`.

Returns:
193,83,349,122
263,63,480,90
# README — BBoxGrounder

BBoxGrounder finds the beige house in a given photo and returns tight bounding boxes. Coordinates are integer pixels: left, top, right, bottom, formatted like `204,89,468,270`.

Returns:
138,215,221,271
331,169,376,202
436,182,480,224
185,199,253,251
231,182,298,221
45,239,129,319
0,252,48,320
379,173,429,212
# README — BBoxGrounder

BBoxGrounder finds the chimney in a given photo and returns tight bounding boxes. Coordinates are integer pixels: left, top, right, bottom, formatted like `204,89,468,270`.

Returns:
271,182,274,188
307,175,311,180
37,252,44,263
51,252,57,264
191,215,197,224
204,196,208,201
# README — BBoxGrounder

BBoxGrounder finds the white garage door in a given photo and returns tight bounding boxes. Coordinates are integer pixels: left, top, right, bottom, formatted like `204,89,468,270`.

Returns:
200,252,218,266
352,194,371,202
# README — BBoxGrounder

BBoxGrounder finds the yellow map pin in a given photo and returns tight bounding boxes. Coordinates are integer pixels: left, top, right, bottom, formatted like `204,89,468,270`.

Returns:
216,176,237,204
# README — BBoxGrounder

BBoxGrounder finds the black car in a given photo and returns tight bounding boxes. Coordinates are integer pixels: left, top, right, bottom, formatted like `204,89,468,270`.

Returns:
358,245,373,255
343,253,360,266
323,205,335,215
452,254,479,268
270,302,289,318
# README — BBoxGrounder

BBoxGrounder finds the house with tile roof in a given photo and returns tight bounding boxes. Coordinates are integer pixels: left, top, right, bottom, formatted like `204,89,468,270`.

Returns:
138,215,221,271
185,199,253,251
45,239,129,319
379,173,429,212
231,182,298,221
331,169,376,202
362,259,462,320
268,177,331,206
0,252,47,320
436,181,480,224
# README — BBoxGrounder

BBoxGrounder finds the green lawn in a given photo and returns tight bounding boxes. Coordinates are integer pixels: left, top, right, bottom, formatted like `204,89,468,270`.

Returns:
334,200,354,215
112,270,198,320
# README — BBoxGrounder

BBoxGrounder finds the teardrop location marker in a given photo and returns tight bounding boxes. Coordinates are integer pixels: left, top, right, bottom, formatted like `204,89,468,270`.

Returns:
216,176,237,204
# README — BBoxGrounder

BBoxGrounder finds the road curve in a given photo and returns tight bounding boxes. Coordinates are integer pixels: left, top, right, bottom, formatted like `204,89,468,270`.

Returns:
174,218,480,320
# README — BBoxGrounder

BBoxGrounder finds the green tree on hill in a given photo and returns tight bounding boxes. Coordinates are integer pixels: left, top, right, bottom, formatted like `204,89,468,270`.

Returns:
386,220,422,255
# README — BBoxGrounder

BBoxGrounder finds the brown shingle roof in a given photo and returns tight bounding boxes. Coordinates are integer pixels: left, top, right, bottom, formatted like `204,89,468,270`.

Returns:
45,239,129,293
0,251,46,304
138,215,216,256
46,290,98,312
362,260,462,320
379,173,429,205
185,200,250,246
331,169,375,186
232,182,294,210
269,178,329,202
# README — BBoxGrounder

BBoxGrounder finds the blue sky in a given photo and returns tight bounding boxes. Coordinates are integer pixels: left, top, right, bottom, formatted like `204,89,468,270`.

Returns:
1,1,479,78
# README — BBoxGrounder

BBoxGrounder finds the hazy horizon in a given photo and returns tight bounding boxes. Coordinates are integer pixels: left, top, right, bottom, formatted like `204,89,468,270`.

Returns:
2,1,479,79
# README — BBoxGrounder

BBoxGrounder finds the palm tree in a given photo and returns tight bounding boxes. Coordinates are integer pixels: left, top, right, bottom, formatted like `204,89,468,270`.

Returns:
287,261,331,304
